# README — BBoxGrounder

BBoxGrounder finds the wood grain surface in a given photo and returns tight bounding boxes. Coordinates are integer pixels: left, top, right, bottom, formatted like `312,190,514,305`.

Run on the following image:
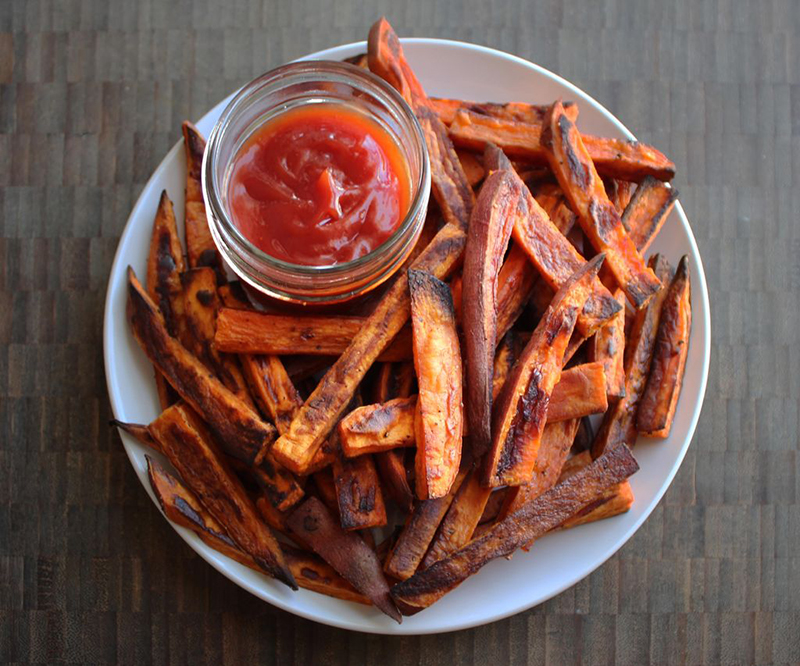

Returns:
1,0,799,663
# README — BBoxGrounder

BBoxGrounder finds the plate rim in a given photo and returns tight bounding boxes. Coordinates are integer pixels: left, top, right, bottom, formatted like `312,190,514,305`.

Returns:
103,37,711,635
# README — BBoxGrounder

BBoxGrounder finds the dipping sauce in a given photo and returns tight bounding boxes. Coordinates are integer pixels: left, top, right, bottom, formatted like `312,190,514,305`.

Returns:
228,103,411,266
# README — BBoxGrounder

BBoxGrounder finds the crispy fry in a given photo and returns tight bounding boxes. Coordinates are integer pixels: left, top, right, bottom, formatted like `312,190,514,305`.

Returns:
456,149,485,187
542,101,662,309
592,254,673,458
390,444,639,614
496,244,538,338
429,97,578,126
588,289,627,401
485,254,604,487
449,109,675,182
240,353,303,435
112,419,161,453
547,362,608,422
215,308,413,362
384,468,468,581
637,256,691,437
408,269,463,499
463,164,520,457
606,178,636,214
339,396,417,457
127,268,276,464
148,403,295,588
420,468,492,569
286,496,401,622
622,176,679,253
182,122,226,282
333,450,387,530
283,546,372,605
251,454,304,512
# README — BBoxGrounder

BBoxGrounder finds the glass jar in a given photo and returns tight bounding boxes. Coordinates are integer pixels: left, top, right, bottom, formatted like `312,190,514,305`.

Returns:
202,60,431,306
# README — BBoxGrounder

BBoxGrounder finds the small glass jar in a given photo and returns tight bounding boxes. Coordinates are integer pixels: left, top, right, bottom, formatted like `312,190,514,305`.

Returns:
202,60,431,306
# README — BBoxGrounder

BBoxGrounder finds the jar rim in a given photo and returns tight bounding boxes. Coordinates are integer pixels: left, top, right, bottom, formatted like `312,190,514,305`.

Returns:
202,60,431,279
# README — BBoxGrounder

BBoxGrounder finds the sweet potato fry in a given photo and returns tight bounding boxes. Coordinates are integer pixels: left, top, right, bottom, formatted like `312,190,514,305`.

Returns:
429,97,578,126
215,308,413,362
449,109,675,182
542,101,662,309
286,496,401,622
636,255,691,437
420,468,492,569
270,220,466,474
148,403,296,588
547,362,608,422
182,122,226,282
250,454,304,512
408,269,464,499
333,449,387,531
588,289,627,401
496,244,538,339
343,53,369,69
606,178,636,214
384,468,468,581
592,254,673,458
463,164,520,457
339,396,417,457
127,268,276,464
239,353,303,435
390,444,639,614
484,254,604,487
492,331,518,402
622,176,679,253
456,149,485,187
112,419,161,453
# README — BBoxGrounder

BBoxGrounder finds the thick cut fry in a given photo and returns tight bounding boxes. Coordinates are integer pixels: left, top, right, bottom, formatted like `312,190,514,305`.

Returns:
286,497,401,622
420,468,492,569
126,268,276,464
622,176,679,253
390,444,639,614
368,18,474,231
588,289,627,401
463,165,520,457
496,244,538,338
547,362,609,422
240,353,303,435
449,110,675,182
456,149,485,187
592,254,673,458
542,101,662,308
339,396,417,457
497,419,580,522
384,469,468,580
271,222,465,474
182,122,226,282
215,308,413,362
606,178,636,215
333,450,387,530
485,255,603,487
408,269,464,499
429,97,578,126
148,403,295,588
637,256,691,437
251,454,304,512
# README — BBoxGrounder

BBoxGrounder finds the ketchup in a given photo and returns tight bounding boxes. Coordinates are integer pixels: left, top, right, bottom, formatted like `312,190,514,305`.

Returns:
228,103,411,266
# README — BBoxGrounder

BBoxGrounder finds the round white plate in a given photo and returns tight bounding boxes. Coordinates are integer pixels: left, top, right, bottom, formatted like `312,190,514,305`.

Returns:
104,39,710,635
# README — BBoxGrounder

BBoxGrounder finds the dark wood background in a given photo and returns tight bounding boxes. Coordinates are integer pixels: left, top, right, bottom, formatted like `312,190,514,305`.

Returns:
1,0,798,663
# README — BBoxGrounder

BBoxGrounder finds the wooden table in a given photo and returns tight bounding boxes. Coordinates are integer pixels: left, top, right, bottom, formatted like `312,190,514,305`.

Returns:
2,1,797,663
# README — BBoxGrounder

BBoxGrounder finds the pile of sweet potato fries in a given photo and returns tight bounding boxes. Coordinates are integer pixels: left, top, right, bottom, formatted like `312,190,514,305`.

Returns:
116,18,692,622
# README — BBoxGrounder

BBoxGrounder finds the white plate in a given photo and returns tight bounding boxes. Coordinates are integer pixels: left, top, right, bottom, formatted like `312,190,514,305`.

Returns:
104,39,710,635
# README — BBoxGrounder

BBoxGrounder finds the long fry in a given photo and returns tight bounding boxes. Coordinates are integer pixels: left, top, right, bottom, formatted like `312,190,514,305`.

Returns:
429,97,578,126
588,289,627,401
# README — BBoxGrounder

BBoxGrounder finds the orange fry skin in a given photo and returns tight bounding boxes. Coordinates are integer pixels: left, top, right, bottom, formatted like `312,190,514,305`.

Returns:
622,176,679,253
542,101,662,309
588,289,627,401
339,396,417,457
429,97,579,126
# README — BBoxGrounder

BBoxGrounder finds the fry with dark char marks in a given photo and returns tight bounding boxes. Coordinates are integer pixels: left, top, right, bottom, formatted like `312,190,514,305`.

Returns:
215,308,414,362
127,268,276,464
429,97,578,126
637,255,691,437
286,496,401,622
148,403,296,589
146,191,185,409
542,101,662,308
112,419,161,453
408,269,463,499
622,176,679,253
449,110,676,182
606,178,636,214
339,395,417,457
484,254,604,487
250,454,304,512
547,362,608,422
492,331,518,401
240,354,303,435
333,449,387,530
384,468,468,581
182,121,226,282
270,221,466,474
592,254,673,458
588,289,627,401
420,468,492,569
463,162,520,458
390,444,639,614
